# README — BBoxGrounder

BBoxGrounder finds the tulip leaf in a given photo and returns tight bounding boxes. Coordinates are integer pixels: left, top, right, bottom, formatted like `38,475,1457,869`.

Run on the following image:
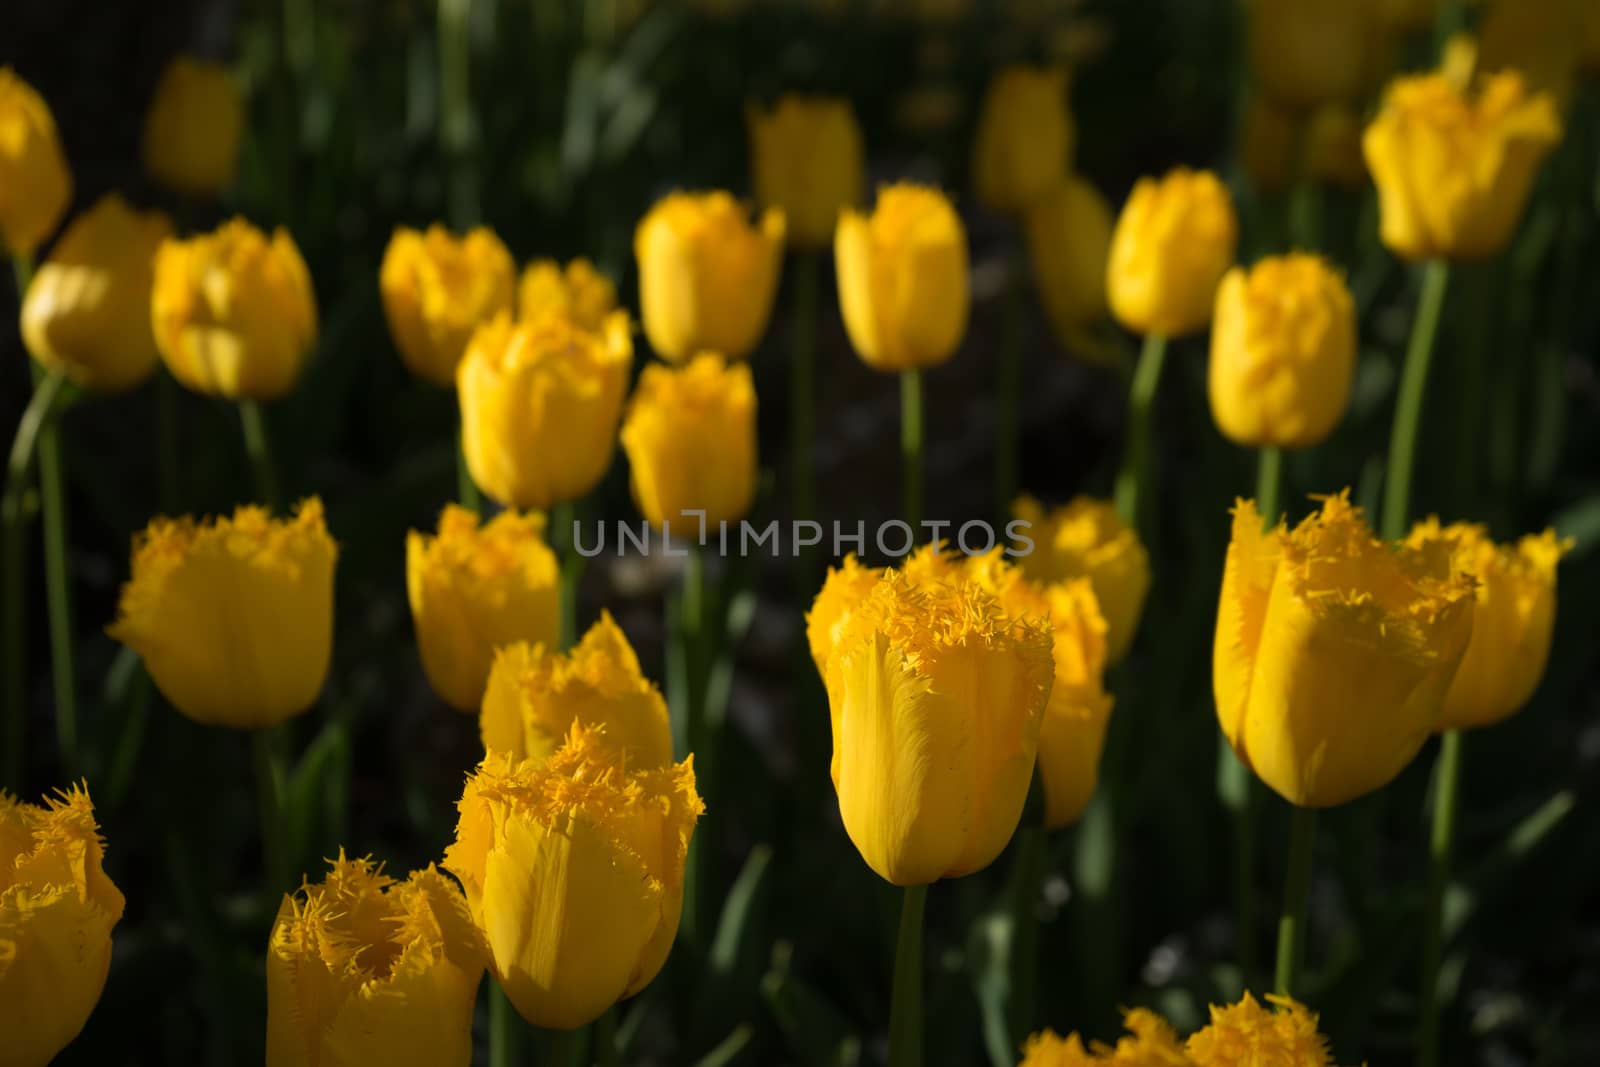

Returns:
710,843,773,978
968,910,1020,1067
692,1024,754,1067
762,941,861,1067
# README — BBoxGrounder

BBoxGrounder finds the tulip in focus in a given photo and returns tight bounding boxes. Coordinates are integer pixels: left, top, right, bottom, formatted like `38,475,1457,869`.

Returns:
380,225,516,387
20,193,172,392
108,499,337,730
1012,495,1150,665
747,94,866,249
141,56,244,198
407,505,561,713
1249,0,1378,111
1024,176,1113,357
1184,992,1340,1067
266,854,484,1067
0,67,72,258
1107,168,1237,338
445,725,702,1029
973,65,1074,215
0,786,124,1067
517,257,618,331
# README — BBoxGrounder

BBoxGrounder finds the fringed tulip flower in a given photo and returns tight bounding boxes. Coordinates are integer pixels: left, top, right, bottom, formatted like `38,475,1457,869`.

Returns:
380,225,516,387
747,95,865,249
1024,176,1113,358
973,66,1074,215
1021,1008,1194,1066
140,56,243,198
517,257,618,331
0,67,72,259
1012,495,1150,665
1185,992,1339,1067
1107,168,1237,338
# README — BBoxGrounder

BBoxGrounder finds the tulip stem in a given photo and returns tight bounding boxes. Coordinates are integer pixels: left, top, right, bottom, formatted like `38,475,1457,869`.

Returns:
1418,728,1463,1067
553,500,581,650
594,1006,619,1067
1256,446,1283,527
546,1025,588,1067
239,399,281,511
456,430,481,515
1274,805,1318,997
791,251,818,534
901,369,924,532
1381,260,1449,541
1006,824,1046,1048
252,727,290,895
889,883,928,1067
1113,332,1167,533
36,382,78,780
995,250,1025,525
488,981,522,1067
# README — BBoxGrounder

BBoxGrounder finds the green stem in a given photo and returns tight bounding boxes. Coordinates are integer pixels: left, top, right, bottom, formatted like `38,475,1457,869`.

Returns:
901,369,924,533
1418,729,1463,1067
546,1025,588,1067
553,500,580,650
1218,745,1256,989
594,1005,619,1067
36,412,77,780
995,250,1025,524
1274,805,1318,997
158,369,181,513
791,252,818,531
677,542,706,946
238,399,281,511
1256,446,1283,527
456,426,481,514
1113,333,1168,532
1381,260,1450,542
1007,825,1046,1047
438,0,479,230
488,981,522,1067
252,727,289,895
889,883,928,1067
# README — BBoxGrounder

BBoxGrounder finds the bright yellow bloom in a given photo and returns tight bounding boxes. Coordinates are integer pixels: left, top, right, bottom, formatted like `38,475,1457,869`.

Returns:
1406,520,1568,730
444,726,702,1030
1012,495,1150,665
457,311,632,510
266,854,484,1067
1107,168,1237,338
0,67,72,258
1363,61,1562,262
517,257,618,331
406,505,561,713
0,787,123,1067
1208,254,1356,450
1185,992,1334,1067
109,499,337,730
836,183,970,372
1018,1029,1098,1067
1249,0,1378,111
1214,493,1476,808
634,190,785,361
151,218,318,399
619,353,757,531
380,225,516,387
973,66,1073,215
20,193,172,392
748,95,866,249
1094,1009,1195,1066
140,56,243,198
482,610,672,769
1024,176,1113,358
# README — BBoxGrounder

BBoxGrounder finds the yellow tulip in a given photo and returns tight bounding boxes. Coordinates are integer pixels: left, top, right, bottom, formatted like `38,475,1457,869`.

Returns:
444,725,702,1030
1011,495,1150,665
1185,992,1337,1067
634,190,785,361
1024,176,1113,357
1249,0,1378,111
517,257,618,331
1406,520,1568,730
1363,62,1562,262
20,193,172,392
1107,168,1237,338
457,310,632,510
482,610,672,767
1214,493,1475,808
0,786,124,1067
747,95,866,249
835,183,971,372
406,505,561,713
973,66,1073,215
1021,1008,1192,1067
108,499,337,730
1208,254,1357,450
140,56,243,198
380,225,516,387
0,67,72,259
151,218,318,399
266,854,484,1067
619,353,757,531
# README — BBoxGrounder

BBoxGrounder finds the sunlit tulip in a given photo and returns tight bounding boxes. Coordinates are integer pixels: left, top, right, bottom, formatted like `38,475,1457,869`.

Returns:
1012,495,1150,665
457,311,632,510
0,786,124,1067
380,225,516,387
140,56,243,198
1406,520,1568,730
266,854,484,1067
619,353,756,531
1107,168,1237,338
1249,0,1378,111
1024,176,1113,357
835,183,970,372
1185,992,1338,1067
20,193,172,392
1214,493,1475,808
1208,254,1356,450
444,725,702,1030
407,505,561,713
634,190,784,361
108,499,337,729
0,67,72,258
1021,1008,1193,1066
151,218,318,399
973,66,1073,215
517,257,618,331
747,95,865,249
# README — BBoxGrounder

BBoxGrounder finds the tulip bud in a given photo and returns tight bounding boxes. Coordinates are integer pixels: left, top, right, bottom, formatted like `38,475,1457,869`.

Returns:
634,191,785,361
109,499,337,730
518,257,618,331
1249,0,1380,111
1214,492,1476,808
0,67,72,259
619,353,757,531
21,193,172,392
140,56,243,198
973,66,1074,215
151,218,318,399
407,505,561,713
1406,520,1569,730
1208,254,1357,450
266,855,484,1067
0,786,124,1067
747,95,866,249
445,726,702,1030
835,183,971,372
1186,992,1338,1066
1107,168,1237,338
380,225,516,387
457,311,632,510
1023,175,1113,357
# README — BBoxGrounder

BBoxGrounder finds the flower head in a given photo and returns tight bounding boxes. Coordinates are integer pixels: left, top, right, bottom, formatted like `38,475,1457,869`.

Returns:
1013,495,1150,665
0,67,72,258
973,66,1074,214
141,56,243,197
381,224,516,387
1185,993,1332,1067
748,95,865,248
518,257,618,331
1108,167,1237,338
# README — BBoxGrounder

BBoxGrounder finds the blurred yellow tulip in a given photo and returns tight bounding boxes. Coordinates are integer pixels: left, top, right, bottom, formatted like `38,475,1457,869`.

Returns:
140,56,243,198
1107,168,1237,338
1024,176,1113,358
0,67,72,259
517,257,618,331
973,66,1074,215
1249,0,1379,111
748,95,866,249
380,225,516,387
1186,992,1335,1066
